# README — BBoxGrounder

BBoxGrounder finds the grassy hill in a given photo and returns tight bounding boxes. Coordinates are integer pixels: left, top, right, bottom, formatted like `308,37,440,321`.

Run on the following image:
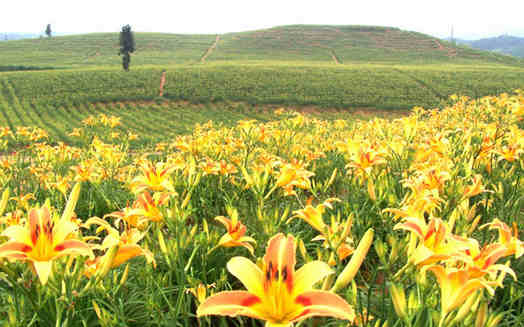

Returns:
0,24,523,144
0,25,522,69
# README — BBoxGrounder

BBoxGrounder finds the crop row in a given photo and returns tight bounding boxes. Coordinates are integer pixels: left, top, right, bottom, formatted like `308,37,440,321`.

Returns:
2,63,523,111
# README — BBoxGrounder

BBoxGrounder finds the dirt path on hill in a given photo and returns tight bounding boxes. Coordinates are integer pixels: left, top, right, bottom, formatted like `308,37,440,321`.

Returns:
330,50,341,64
434,39,445,51
433,39,457,57
200,35,220,62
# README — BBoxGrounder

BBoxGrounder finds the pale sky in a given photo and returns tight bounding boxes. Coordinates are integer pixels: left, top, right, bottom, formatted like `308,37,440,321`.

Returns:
3,0,524,39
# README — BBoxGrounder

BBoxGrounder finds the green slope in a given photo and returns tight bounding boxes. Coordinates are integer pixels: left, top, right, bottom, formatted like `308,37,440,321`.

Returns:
0,33,216,68
0,25,522,68
211,25,521,64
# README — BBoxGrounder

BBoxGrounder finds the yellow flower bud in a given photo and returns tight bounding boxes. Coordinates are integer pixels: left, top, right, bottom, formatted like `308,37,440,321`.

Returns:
62,182,81,221
157,230,168,255
407,289,419,312
92,301,102,320
119,264,130,286
486,312,504,327
390,283,407,320
453,291,478,323
367,180,376,201
374,240,387,265
0,188,9,216
98,245,119,279
475,302,488,327
331,228,374,292
298,238,308,262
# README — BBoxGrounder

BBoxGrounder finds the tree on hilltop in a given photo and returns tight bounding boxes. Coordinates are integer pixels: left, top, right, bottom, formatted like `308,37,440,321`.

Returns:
119,24,135,71
45,24,52,38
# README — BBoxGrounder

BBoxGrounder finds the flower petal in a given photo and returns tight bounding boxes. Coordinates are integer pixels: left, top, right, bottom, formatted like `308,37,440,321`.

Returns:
28,208,40,246
264,233,296,276
0,241,32,256
54,240,93,258
197,291,263,319
291,290,355,322
227,257,264,297
2,225,29,243
111,245,145,268
215,216,233,231
293,261,333,294
33,260,53,285
53,220,78,246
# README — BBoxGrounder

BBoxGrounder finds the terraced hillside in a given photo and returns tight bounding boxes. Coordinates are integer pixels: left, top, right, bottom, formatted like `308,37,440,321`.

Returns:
211,25,516,64
0,25,522,69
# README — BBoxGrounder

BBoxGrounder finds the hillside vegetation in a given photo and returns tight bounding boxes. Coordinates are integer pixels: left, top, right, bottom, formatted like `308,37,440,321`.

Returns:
0,25,522,68
0,25,522,122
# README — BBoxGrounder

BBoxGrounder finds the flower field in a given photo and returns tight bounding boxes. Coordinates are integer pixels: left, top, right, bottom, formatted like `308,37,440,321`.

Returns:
0,91,522,326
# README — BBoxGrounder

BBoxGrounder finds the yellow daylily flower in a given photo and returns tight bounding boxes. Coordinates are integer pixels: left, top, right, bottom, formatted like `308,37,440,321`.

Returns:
129,162,176,194
0,205,92,284
394,217,468,267
481,219,524,258
426,265,497,317
197,233,355,326
83,217,155,278
289,198,340,234
214,208,256,255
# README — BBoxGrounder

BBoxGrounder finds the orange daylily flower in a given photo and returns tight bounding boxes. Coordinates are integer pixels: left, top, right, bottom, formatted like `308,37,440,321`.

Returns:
394,217,468,267
106,191,171,229
129,162,176,194
215,208,256,255
481,219,524,258
345,147,386,177
83,217,155,278
274,162,314,196
0,206,92,284
463,174,487,198
197,233,355,327
426,265,497,317
289,198,340,234
456,240,516,279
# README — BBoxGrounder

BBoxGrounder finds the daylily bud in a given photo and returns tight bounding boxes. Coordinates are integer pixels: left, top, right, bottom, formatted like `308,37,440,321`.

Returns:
62,182,81,221
351,279,358,305
0,188,9,216
453,291,478,323
157,230,168,255
341,215,353,241
98,245,119,279
203,219,209,237
486,312,504,327
298,238,308,262
468,216,482,235
367,180,376,201
388,235,399,262
119,264,130,286
92,300,102,320
332,228,374,292
475,302,488,327
416,270,427,288
61,280,67,296
374,239,387,266
407,289,419,312
181,192,191,209
390,283,407,320
326,168,338,189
